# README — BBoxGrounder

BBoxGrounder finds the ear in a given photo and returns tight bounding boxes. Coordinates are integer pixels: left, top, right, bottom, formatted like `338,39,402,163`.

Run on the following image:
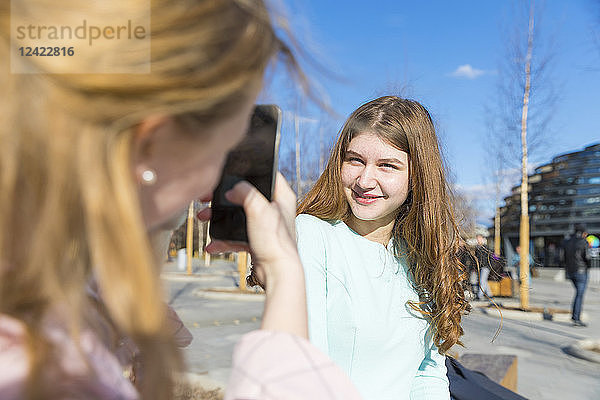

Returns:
131,115,174,184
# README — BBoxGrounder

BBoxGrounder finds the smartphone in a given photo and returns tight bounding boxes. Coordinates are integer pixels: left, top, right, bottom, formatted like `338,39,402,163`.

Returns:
209,104,282,243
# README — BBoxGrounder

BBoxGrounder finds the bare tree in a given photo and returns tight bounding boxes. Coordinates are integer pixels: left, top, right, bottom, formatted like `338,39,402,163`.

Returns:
452,189,480,239
295,107,301,196
297,114,335,197
518,4,534,309
485,0,558,309
279,107,332,199
482,112,520,257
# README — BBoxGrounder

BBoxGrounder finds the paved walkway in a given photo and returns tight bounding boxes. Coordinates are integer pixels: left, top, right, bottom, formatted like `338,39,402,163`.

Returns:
162,259,600,399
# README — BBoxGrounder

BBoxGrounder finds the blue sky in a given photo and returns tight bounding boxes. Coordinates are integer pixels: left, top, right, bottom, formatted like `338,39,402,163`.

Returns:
263,0,600,224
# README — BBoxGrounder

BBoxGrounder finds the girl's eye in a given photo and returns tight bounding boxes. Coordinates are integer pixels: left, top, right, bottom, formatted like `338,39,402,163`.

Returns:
380,163,398,170
347,157,364,164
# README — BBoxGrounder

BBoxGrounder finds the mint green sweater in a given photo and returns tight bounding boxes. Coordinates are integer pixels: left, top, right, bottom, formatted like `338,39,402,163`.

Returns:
296,214,449,400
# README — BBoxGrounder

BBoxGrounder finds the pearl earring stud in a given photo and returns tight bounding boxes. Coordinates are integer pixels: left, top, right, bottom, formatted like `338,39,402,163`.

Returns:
141,169,157,185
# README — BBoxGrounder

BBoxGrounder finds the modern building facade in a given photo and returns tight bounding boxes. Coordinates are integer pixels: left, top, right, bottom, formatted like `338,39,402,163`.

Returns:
498,143,600,267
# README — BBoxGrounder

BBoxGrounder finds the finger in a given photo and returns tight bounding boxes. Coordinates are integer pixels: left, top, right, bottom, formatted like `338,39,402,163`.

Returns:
272,172,297,239
205,240,250,254
225,181,268,220
273,173,296,214
196,207,211,221
272,172,296,205
225,180,262,204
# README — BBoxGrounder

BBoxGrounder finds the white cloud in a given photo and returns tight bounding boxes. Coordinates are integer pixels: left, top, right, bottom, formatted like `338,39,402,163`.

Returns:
448,64,486,79
454,183,496,202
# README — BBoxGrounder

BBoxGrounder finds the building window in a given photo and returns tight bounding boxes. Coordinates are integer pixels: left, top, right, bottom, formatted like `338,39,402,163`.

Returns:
579,187,600,195
576,197,600,206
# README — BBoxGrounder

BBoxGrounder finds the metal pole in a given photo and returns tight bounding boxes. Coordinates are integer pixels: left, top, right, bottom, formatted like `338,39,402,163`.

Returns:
195,201,200,258
186,201,194,275
204,220,211,267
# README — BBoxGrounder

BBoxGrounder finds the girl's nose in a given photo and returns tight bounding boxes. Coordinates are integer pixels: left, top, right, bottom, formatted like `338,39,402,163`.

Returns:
357,166,377,189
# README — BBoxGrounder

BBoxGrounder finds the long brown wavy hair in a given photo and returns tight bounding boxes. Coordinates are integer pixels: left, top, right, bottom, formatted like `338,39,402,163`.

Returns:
297,96,470,353
0,0,297,399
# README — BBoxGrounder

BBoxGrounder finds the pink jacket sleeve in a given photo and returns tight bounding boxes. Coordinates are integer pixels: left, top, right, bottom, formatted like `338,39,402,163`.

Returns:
225,330,363,400
0,316,28,399
0,314,139,400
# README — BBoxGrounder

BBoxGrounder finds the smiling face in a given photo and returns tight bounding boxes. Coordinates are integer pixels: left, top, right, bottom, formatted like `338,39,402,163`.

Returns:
341,132,410,230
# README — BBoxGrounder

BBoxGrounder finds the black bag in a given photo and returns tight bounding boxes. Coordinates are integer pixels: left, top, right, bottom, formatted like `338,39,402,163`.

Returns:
446,357,528,400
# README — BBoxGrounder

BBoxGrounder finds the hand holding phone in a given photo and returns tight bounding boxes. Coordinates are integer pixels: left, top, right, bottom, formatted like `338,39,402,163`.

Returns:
209,105,281,243
206,172,307,338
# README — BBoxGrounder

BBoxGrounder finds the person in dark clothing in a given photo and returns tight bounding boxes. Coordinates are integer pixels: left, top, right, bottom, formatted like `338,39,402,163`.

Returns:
458,240,504,300
564,224,591,327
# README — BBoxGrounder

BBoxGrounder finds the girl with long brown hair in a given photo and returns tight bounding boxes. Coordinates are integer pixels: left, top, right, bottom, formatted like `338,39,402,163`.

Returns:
0,1,361,399
297,96,469,400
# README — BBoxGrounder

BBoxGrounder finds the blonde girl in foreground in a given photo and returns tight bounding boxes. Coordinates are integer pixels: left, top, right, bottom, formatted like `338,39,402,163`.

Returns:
0,1,361,399
297,96,470,400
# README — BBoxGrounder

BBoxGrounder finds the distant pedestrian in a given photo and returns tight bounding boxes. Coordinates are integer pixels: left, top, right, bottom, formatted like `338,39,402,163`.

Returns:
564,224,591,327
512,245,533,288
475,234,493,300
459,246,480,298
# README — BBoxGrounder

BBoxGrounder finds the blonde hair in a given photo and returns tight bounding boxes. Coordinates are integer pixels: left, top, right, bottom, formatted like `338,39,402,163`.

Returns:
0,0,294,398
298,96,470,353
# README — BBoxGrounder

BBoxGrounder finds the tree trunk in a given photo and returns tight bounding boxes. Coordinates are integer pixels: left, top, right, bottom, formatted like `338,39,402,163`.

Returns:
494,204,501,256
519,2,534,310
494,168,502,256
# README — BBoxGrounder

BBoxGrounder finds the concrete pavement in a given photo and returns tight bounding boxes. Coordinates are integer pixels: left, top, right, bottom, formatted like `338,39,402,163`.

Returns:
455,277,600,399
162,258,600,400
